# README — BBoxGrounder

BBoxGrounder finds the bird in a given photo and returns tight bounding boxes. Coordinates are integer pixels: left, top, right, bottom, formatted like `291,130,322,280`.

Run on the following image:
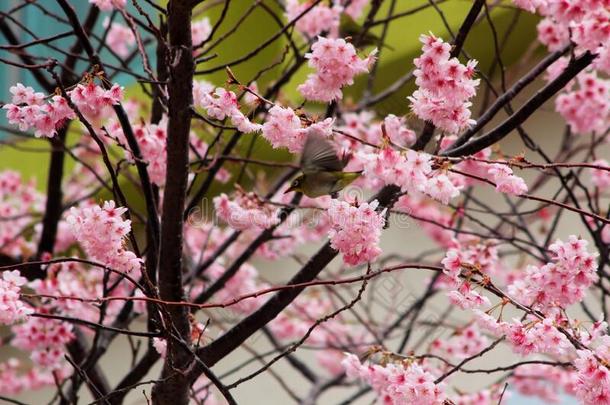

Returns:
284,133,362,198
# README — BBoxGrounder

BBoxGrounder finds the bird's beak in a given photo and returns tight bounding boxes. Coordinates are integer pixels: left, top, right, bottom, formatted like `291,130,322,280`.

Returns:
284,186,295,194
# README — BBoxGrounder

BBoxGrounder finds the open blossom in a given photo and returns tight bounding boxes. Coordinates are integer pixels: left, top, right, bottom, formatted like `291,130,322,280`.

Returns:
66,201,142,274
103,18,135,58
285,0,342,38
108,118,168,185
591,159,610,189
214,192,280,230
0,271,33,326
327,199,385,266
261,105,333,152
358,148,463,204
554,72,609,135
89,0,125,11
441,239,498,309
574,349,610,404
409,34,479,134
511,364,577,403
12,316,74,370
4,84,75,138
299,37,377,102
193,84,262,133
0,171,45,257
487,163,528,195
191,17,211,46
342,354,446,405
508,236,598,310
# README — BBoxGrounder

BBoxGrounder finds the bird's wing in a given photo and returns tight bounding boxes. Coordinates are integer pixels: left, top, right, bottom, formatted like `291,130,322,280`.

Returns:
301,133,344,174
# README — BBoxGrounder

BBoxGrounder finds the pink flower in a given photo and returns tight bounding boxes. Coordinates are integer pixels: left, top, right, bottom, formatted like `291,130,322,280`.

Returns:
261,105,333,152
555,72,609,135
191,18,212,46
0,270,33,326
285,0,342,38
89,0,126,11
103,18,135,58
213,192,280,230
591,159,610,189
508,236,598,310
409,34,479,134
193,84,262,134
66,201,142,274
487,163,528,195
342,354,447,404
298,37,376,102
537,18,570,51
327,199,385,266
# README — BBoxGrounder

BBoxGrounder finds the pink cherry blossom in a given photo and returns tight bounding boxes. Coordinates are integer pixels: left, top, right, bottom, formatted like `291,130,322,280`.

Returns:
591,159,610,189
193,84,262,133
103,18,135,58
89,0,126,11
285,0,342,38
342,354,447,405
299,37,377,102
554,72,609,134
327,199,385,266
261,105,333,152
0,270,33,326
66,201,142,274
214,192,280,230
4,84,76,138
409,34,479,134
508,235,598,310
487,163,529,195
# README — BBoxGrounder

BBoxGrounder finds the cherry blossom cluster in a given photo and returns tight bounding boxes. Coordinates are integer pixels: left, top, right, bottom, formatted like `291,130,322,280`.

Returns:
214,192,280,230
335,112,415,150
326,199,385,266
285,0,342,38
409,34,479,134
592,159,610,189
89,0,125,11
191,18,212,47
193,82,262,133
261,105,333,152
66,201,142,274
0,171,45,257
487,163,529,195
0,358,70,396
357,148,462,205
3,83,75,138
342,354,447,405
429,324,489,361
12,315,74,370
507,236,598,310
0,271,33,326
298,37,377,102
285,0,369,39
103,18,135,58
68,81,123,122
519,0,610,74
441,238,499,309
554,71,609,135
511,364,577,403
107,117,168,185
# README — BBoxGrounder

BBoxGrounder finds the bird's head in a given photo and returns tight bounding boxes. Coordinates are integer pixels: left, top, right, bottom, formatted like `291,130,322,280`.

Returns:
285,176,305,194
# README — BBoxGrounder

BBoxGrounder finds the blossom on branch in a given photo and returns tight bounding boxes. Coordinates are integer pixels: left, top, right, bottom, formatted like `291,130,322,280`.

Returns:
299,37,377,102
409,34,479,134
327,199,385,266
